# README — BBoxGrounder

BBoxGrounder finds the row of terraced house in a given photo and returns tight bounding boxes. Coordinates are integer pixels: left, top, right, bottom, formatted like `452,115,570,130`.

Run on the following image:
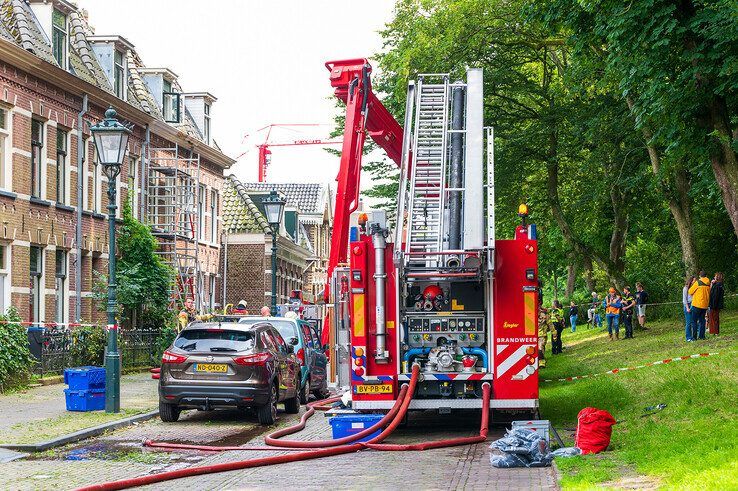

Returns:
0,0,332,328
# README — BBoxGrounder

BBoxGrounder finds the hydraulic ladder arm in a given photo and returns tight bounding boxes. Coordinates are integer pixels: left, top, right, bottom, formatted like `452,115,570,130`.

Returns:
322,59,404,344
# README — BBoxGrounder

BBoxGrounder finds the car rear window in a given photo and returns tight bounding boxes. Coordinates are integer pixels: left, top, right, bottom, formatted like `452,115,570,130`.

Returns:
174,329,255,352
242,320,298,345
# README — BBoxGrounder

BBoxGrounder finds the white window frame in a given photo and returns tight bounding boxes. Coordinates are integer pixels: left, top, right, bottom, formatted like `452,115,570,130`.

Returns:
113,50,126,100
56,127,69,205
31,119,45,199
51,8,68,70
0,244,10,314
203,103,211,144
0,107,11,191
198,184,206,241
92,145,101,213
210,188,217,243
55,249,68,324
209,274,216,310
30,245,44,323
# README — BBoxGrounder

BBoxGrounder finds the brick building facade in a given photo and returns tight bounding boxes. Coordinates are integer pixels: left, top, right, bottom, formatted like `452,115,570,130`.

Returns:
0,0,232,325
221,176,321,311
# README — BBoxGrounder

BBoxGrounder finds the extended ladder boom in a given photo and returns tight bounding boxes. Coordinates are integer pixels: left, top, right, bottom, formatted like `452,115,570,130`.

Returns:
323,59,404,308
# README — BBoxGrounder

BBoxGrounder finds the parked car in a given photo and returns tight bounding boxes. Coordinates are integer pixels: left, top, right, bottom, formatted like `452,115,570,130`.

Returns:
158,321,300,425
239,316,329,404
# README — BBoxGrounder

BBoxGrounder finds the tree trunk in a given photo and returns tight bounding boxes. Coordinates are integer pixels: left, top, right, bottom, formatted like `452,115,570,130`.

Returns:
626,97,698,273
583,256,595,293
608,185,628,291
566,258,576,299
709,94,738,239
552,271,559,301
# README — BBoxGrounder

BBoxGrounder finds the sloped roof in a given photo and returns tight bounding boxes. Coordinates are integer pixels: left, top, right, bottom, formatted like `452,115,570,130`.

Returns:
2,0,56,64
223,176,271,234
241,182,331,223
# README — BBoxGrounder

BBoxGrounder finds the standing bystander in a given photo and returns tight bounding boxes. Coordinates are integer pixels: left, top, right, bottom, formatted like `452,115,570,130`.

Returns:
635,283,649,330
621,286,636,339
688,271,711,340
569,301,578,333
538,307,550,368
683,276,695,342
605,288,622,340
708,272,724,335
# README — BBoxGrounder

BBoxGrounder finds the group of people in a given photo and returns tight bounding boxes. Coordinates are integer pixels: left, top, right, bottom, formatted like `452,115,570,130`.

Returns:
177,297,272,331
581,283,648,339
682,271,724,341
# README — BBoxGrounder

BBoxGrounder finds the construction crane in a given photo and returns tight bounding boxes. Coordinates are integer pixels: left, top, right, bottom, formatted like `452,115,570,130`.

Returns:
240,124,342,182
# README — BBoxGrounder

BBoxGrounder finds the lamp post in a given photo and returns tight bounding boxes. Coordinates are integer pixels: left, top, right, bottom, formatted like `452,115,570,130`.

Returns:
90,107,131,413
262,191,286,316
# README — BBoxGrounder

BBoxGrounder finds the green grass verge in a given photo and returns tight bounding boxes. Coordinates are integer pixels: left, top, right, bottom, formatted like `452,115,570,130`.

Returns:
541,311,738,490
0,408,154,444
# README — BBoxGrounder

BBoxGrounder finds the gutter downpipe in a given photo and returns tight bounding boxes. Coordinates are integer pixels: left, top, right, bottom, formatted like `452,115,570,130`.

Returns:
140,125,149,220
370,223,388,362
222,231,228,308
75,94,88,323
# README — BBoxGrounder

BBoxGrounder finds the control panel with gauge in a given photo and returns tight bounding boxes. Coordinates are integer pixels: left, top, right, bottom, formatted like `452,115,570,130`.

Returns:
406,315,485,348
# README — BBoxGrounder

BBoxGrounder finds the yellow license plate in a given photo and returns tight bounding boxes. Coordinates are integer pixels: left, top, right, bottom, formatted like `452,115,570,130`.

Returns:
195,363,228,373
355,384,393,394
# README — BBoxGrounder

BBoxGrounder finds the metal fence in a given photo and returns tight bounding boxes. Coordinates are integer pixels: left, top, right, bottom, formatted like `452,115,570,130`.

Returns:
31,327,161,377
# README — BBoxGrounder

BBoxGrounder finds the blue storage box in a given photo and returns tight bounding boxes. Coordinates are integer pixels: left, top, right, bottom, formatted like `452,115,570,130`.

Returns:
329,414,384,442
64,366,106,390
64,388,106,412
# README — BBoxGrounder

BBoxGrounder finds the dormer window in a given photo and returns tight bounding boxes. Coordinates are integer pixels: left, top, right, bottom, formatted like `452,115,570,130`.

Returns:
162,79,180,123
204,103,211,144
114,50,125,99
51,9,67,68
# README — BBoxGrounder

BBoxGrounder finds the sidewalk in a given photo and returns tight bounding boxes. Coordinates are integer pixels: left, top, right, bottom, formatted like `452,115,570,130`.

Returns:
0,372,158,445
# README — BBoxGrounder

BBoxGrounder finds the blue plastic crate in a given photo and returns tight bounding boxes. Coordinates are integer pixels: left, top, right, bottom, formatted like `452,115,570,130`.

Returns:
64,388,106,412
64,366,106,390
329,414,384,442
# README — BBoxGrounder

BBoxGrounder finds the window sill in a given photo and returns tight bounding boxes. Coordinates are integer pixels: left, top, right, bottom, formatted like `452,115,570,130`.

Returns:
0,189,17,199
55,204,74,212
81,210,107,220
29,197,51,207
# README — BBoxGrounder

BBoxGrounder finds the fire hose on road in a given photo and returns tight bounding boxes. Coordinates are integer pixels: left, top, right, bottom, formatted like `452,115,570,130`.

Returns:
76,365,492,491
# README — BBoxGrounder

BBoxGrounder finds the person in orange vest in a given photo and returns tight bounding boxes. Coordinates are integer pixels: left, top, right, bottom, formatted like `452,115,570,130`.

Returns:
232,300,249,315
605,288,622,340
688,270,711,340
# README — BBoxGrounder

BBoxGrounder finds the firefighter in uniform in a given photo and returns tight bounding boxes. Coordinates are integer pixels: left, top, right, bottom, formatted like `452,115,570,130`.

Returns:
538,307,550,368
550,301,564,354
178,297,213,332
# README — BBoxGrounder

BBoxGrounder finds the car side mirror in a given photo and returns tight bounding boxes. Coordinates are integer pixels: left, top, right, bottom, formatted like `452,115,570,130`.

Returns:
290,337,299,345
286,344,295,354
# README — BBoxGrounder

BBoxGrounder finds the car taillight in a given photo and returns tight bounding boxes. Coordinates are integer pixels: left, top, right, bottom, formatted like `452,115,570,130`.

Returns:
162,350,188,364
234,352,272,366
296,348,305,366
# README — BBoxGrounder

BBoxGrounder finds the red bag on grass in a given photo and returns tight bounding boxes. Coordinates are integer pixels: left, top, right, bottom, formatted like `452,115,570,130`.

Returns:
575,407,616,454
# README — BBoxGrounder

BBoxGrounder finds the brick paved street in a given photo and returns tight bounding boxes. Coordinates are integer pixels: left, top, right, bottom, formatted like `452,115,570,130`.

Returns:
0,403,558,490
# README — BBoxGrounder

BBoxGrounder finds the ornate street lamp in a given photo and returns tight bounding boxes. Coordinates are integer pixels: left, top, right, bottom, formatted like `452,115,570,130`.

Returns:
90,107,131,413
262,190,286,316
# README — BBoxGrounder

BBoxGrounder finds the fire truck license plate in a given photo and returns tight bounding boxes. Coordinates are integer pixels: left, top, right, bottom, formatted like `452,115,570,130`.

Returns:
355,384,392,394
195,364,228,373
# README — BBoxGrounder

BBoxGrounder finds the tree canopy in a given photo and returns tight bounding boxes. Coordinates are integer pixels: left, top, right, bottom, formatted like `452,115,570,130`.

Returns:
360,0,738,304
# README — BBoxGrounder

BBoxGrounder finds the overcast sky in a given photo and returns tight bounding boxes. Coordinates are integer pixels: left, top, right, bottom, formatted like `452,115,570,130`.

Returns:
77,0,396,188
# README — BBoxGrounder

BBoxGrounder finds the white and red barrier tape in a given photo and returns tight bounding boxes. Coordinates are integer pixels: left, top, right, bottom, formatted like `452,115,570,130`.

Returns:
542,352,720,383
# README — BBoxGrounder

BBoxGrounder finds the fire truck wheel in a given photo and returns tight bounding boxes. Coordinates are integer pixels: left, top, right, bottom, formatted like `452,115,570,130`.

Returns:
284,376,301,414
299,379,310,405
159,401,180,423
257,382,278,425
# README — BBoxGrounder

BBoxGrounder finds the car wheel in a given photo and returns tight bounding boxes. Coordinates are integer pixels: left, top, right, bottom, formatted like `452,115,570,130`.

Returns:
159,400,180,422
299,377,310,405
257,382,278,425
284,375,301,414
313,386,331,401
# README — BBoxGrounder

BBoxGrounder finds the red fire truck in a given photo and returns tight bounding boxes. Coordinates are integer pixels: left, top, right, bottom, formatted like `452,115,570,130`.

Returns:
323,59,539,413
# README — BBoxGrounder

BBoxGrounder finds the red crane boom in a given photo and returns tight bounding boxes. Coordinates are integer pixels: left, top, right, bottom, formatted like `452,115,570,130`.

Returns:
323,58,404,305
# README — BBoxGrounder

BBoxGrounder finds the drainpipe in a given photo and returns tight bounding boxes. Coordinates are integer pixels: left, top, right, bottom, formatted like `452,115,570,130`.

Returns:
75,94,88,323
222,231,228,309
370,223,389,363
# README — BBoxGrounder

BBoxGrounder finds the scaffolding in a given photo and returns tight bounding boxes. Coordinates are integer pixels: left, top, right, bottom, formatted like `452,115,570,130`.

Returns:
144,143,204,309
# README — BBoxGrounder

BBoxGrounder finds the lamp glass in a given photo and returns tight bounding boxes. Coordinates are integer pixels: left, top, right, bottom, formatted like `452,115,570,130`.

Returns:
263,193,285,226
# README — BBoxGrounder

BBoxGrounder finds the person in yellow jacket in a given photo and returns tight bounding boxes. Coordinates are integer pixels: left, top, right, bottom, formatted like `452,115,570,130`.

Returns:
688,271,711,340
177,297,213,332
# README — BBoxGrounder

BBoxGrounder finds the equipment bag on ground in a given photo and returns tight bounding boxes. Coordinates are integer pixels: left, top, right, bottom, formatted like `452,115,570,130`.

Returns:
575,407,616,454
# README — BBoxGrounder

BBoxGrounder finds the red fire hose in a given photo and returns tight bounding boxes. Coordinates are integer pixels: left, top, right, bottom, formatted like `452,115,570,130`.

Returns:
76,365,490,491
75,366,418,491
